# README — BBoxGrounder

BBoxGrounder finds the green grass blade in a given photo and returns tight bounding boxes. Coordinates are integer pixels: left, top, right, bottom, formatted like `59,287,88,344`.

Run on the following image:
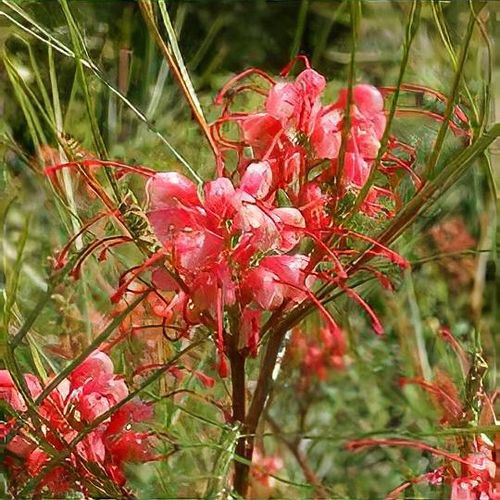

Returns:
0,0,199,182
422,3,484,179
348,0,421,219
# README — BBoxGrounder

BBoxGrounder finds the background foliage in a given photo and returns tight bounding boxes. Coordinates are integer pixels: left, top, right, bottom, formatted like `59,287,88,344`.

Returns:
0,1,497,498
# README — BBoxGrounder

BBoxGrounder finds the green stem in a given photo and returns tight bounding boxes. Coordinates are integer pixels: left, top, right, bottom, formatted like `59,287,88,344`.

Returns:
348,0,421,218
422,3,483,180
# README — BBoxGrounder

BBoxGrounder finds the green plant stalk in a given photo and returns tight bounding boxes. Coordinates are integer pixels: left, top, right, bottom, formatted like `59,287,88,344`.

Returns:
368,123,500,251
404,268,432,381
3,215,30,332
248,424,500,442
26,43,54,118
334,0,358,199
139,0,219,171
311,1,347,67
58,0,108,160
9,259,74,349
0,196,17,359
3,55,48,149
422,3,483,180
290,0,309,59
348,0,421,218
431,0,479,125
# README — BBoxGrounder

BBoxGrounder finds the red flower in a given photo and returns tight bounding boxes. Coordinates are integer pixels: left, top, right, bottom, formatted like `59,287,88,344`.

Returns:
0,351,156,496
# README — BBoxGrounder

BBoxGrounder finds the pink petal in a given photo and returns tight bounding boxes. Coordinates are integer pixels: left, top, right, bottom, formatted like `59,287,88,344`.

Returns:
240,161,273,200
203,177,236,218
295,69,326,99
266,82,299,122
241,113,282,155
311,108,342,159
147,172,199,210
70,351,114,387
271,207,305,251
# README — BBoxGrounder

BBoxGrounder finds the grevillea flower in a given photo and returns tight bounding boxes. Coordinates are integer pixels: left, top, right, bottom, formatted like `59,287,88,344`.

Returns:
144,165,310,375
214,61,398,212
1,351,157,497
45,57,455,383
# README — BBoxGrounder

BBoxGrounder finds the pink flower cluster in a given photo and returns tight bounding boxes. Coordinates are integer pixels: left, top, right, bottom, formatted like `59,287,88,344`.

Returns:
0,351,156,496
213,57,413,218
106,59,414,376
289,322,347,383
143,166,313,375
46,58,417,378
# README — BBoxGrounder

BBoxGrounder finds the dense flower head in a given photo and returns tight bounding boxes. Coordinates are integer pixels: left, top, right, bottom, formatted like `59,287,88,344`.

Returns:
45,58,430,380
0,351,156,497
212,57,418,218
87,58,420,378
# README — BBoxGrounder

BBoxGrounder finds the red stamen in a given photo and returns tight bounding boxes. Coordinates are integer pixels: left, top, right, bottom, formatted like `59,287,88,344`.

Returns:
110,251,166,304
280,55,311,77
275,277,340,334
394,109,471,139
358,266,395,291
98,236,134,262
342,286,384,335
215,68,275,105
304,230,348,279
382,153,422,188
54,209,119,269
346,438,471,466
340,229,409,269
45,159,156,178
438,326,469,373
70,235,132,280
400,377,463,418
